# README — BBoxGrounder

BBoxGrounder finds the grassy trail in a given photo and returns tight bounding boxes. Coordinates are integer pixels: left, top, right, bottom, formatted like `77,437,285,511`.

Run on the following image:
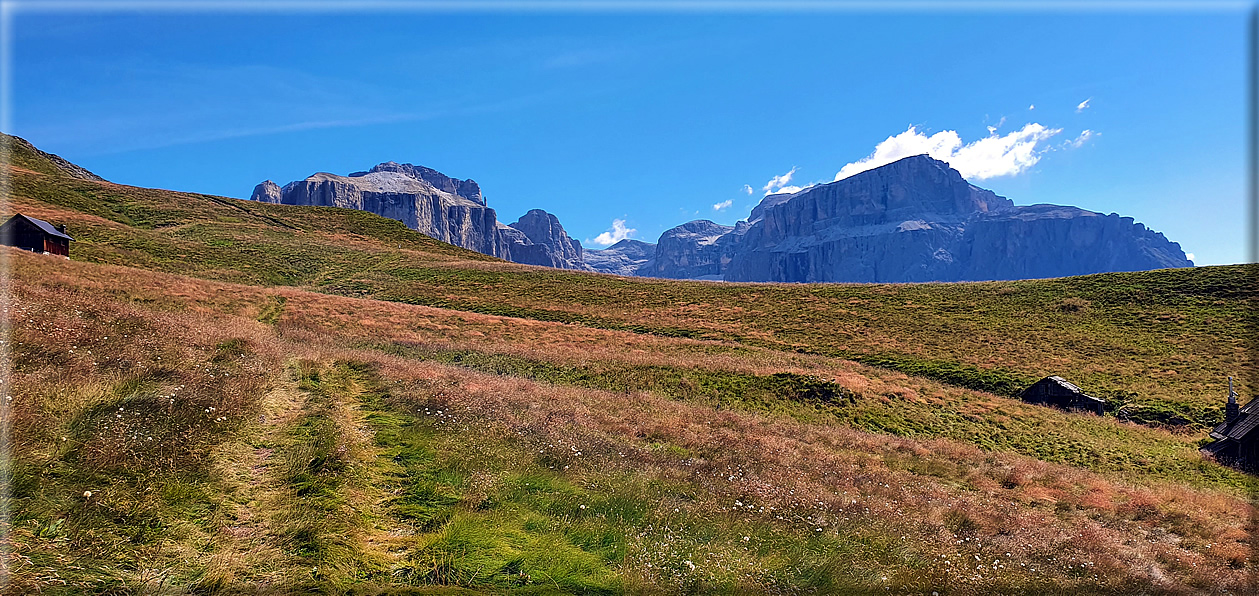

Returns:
248,360,388,590
196,366,310,588
195,358,538,593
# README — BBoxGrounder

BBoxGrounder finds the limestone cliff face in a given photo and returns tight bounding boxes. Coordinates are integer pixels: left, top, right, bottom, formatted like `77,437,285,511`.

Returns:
251,168,506,256
250,164,586,269
648,220,736,280
352,161,484,205
584,239,656,276
953,205,1191,280
722,155,1192,282
251,154,1192,281
507,209,587,270
251,180,281,203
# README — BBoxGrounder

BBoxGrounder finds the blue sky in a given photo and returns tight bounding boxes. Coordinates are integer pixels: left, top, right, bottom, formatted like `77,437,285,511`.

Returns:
7,5,1251,265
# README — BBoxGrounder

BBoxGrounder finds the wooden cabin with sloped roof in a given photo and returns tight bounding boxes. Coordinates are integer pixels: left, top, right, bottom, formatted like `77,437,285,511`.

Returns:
0,213,73,257
1019,376,1106,415
1202,378,1258,470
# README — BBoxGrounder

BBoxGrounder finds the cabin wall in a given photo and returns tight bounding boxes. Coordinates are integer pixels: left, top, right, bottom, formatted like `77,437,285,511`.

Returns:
0,219,47,252
1239,436,1259,470
44,237,69,257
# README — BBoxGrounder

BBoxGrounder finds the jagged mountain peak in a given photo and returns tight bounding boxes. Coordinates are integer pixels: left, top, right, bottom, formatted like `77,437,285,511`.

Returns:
346,161,484,205
249,163,591,271
749,154,1012,225
721,155,1187,283
506,208,586,270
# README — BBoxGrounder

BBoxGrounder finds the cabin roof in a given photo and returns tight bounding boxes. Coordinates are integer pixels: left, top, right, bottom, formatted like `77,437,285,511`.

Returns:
1023,376,1104,403
1209,396,1259,441
3,214,73,241
1045,375,1084,394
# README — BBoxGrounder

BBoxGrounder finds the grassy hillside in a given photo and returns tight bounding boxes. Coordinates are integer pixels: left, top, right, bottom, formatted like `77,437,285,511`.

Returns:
6,250,1255,593
4,137,1257,592
5,137,1253,429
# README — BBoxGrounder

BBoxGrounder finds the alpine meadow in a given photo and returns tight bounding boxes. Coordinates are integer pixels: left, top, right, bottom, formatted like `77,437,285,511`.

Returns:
4,9,1259,596
2,125,1257,595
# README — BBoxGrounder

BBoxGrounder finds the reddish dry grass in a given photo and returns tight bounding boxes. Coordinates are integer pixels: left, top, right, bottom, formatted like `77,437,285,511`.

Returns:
342,350,1252,592
7,272,282,473
5,248,1255,593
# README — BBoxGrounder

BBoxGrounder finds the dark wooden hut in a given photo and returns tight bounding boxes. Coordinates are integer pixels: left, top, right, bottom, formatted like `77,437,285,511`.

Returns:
1019,376,1105,415
1201,378,1258,470
0,214,73,257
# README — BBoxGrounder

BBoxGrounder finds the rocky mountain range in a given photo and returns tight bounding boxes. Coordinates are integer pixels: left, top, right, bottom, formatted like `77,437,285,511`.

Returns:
250,162,590,271
251,155,1192,282
721,155,1190,282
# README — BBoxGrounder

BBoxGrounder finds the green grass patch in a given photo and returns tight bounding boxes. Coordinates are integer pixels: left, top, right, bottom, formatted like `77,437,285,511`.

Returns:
342,360,945,593
363,344,1255,492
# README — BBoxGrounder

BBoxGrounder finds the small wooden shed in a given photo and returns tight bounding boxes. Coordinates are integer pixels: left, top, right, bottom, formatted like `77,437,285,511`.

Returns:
0,214,73,257
1201,378,1258,470
1020,376,1105,415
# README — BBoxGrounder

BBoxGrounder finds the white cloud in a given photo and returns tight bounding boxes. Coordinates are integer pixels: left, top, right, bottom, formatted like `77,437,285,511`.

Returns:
1076,97,1092,112
1064,129,1096,149
713,199,734,211
834,123,1063,182
1028,104,1035,110
763,166,803,195
741,184,754,195
588,219,635,246
1185,253,1195,262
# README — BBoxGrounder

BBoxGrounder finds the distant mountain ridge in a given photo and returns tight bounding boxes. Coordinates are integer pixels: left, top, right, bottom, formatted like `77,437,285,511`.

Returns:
720,155,1190,282
251,163,589,270
583,239,656,277
252,154,1190,282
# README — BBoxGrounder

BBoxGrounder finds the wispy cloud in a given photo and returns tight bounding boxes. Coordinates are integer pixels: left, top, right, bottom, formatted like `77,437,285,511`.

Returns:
1076,97,1092,112
1064,129,1097,149
712,199,733,211
741,184,754,195
18,59,565,157
835,123,1063,181
762,166,803,195
588,218,635,246
1029,104,1036,110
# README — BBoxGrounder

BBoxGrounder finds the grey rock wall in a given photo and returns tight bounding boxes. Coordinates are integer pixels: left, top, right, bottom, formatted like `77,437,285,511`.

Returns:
251,163,588,270
251,154,1191,282
722,155,1191,282
649,220,736,280
507,209,587,270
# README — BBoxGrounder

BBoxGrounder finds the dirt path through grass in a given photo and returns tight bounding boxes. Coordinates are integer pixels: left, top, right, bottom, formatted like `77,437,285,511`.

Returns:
198,357,424,590
197,361,311,588
197,357,467,591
